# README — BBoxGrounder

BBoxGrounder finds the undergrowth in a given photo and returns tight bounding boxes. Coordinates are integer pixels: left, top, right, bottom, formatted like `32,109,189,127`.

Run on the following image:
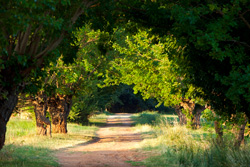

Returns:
0,114,106,167
132,111,250,167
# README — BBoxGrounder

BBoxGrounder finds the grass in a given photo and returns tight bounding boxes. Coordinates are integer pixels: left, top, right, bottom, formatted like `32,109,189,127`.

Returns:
0,113,107,167
88,113,108,126
131,111,161,125
131,111,250,167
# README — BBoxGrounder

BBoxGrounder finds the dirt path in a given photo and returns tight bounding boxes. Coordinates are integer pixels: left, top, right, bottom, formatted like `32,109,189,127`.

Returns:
56,113,148,167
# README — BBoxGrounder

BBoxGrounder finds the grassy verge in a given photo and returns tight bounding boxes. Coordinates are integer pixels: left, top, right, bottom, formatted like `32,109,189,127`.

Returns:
132,111,250,167
88,111,111,126
0,114,107,167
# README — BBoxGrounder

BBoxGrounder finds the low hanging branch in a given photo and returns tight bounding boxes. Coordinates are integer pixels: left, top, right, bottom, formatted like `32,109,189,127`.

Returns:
239,10,250,30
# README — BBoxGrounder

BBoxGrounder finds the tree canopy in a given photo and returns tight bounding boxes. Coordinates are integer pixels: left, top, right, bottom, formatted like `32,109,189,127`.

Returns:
0,0,98,149
0,0,249,150
113,0,250,119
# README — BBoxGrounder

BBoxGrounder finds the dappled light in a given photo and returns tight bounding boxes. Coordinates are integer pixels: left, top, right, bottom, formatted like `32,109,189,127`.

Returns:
57,114,147,167
0,0,250,166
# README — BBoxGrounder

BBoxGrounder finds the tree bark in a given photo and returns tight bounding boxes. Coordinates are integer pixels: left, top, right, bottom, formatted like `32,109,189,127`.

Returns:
180,99,204,129
180,99,196,128
193,104,205,129
48,95,73,133
209,109,224,145
214,120,223,145
0,89,18,149
234,117,248,148
33,93,51,137
174,105,187,125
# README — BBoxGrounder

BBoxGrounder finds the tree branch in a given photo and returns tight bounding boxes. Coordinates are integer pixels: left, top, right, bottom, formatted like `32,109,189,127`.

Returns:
239,12,250,30
71,0,98,25
20,25,32,54
28,25,43,55
14,31,22,53
224,39,250,49
35,31,65,60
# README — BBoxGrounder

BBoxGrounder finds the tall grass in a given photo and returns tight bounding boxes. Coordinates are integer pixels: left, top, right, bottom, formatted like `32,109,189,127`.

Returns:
133,111,250,167
0,114,106,167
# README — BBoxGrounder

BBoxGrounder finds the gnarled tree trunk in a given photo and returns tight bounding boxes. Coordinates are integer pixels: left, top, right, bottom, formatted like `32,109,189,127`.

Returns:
193,104,205,129
174,105,187,125
0,90,18,149
33,93,51,136
180,99,205,129
180,99,196,128
48,95,73,133
234,117,248,148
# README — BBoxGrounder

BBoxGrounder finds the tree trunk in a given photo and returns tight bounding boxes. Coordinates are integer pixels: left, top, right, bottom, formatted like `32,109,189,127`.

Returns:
33,93,51,137
214,120,223,145
193,104,205,129
0,90,18,149
209,109,224,145
48,95,72,133
180,99,196,129
180,99,204,129
174,105,187,125
234,117,248,148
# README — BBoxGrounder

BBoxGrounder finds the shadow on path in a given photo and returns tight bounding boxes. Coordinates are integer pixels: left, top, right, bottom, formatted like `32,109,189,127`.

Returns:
56,113,148,167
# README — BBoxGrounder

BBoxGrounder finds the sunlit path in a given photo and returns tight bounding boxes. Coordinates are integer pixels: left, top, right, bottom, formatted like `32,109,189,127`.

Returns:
56,113,147,167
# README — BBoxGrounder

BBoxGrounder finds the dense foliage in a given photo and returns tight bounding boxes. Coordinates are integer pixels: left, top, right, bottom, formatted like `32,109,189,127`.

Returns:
114,0,250,119
0,0,249,151
0,0,98,149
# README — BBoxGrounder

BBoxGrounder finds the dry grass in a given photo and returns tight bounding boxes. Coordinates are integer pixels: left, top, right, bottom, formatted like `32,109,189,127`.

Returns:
0,114,105,167
132,111,250,167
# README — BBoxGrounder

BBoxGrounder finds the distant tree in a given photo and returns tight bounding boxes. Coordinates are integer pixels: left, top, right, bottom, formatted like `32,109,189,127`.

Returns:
104,27,205,128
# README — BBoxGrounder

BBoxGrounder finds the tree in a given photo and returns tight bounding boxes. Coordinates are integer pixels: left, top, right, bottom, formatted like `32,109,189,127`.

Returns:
115,0,250,120
33,91,52,136
110,0,250,144
0,0,98,149
45,23,114,131
69,85,120,125
104,27,205,128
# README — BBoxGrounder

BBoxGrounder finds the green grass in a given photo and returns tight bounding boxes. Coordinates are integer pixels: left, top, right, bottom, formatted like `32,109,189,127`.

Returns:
131,111,250,167
0,114,106,167
0,145,58,167
131,111,161,125
88,112,111,126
